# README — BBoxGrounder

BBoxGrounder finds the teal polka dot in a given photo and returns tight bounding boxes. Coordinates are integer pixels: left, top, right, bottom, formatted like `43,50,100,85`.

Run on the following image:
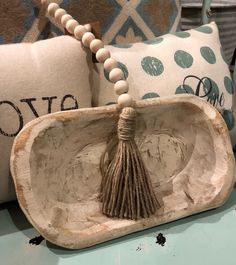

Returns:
104,70,109,81
220,46,228,64
195,25,213,34
222,109,235,131
203,78,220,101
112,43,133,48
174,50,193,68
118,62,129,79
175,85,194,94
144,37,163,45
141,56,164,76
173,31,191,38
200,46,216,64
104,62,129,82
142,92,160,99
224,76,234,94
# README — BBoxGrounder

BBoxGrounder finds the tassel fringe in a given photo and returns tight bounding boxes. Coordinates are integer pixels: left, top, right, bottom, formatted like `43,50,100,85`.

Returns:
100,107,160,220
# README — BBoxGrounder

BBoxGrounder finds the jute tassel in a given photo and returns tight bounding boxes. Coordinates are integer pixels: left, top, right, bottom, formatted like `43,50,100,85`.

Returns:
100,107,160,220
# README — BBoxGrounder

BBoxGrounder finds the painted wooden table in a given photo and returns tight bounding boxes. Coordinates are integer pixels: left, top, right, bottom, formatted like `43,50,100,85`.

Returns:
1,185,236,265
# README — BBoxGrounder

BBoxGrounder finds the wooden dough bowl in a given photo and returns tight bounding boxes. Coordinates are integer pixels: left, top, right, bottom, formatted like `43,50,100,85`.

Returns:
11,95,235,249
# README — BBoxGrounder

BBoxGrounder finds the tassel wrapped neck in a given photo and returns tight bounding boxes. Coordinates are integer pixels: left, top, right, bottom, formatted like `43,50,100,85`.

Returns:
118,107,136,141
100,107,160,220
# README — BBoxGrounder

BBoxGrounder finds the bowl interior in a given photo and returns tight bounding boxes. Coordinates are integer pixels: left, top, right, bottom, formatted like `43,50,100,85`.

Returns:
29,102,217,231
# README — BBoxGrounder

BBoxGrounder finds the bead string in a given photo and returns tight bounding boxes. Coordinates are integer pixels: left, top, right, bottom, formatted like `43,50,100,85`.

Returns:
47,2,133,108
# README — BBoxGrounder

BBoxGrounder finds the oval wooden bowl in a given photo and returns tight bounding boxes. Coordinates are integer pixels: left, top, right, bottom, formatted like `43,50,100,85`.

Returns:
11,95,235,249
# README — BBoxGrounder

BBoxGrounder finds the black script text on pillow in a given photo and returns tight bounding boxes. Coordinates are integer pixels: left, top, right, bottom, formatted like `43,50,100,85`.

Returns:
0,94,79,137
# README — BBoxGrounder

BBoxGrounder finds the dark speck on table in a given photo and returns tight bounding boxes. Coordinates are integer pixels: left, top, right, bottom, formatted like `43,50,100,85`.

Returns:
156,233,166,246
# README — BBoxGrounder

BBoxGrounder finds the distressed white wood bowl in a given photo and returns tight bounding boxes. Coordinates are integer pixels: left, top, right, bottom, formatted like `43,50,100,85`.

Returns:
10,95,235,249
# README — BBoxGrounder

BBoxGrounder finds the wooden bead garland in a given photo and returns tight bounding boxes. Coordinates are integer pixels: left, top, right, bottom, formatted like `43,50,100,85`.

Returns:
47,3,59,16
54,8,67,22
74,25,87,40
47,3,133,107
117,93,133,108
114,80,129,95
96,48,111,63
47,3,159,221
61,14,72,28
82,32,95,47
66,19,79,34
90,39,104,53
104,58,118,72
109,68,124,83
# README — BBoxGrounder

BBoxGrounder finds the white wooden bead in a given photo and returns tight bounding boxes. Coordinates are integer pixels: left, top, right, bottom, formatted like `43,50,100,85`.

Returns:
90,39,104,53
118,94,133,108
66,19,79,34
54,8,66,22
47,3,59,16
82,32,95,47
96,48,111,63
74,25,87,40
61,14,72,28
114,80,129,95
109,68,124,83
104,58,118,72
84,24,92,32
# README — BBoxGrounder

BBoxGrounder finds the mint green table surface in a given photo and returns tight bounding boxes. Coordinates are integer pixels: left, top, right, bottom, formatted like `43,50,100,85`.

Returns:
1,185,236,265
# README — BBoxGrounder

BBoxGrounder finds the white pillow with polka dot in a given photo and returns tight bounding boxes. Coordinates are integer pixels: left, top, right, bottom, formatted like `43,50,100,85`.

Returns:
93,22,235,146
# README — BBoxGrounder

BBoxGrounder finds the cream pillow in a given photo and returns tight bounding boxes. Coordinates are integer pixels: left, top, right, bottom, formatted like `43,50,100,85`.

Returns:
93,22,235,144
0,36,92,203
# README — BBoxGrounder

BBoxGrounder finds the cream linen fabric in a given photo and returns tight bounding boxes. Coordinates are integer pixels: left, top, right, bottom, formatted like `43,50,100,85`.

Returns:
0,36,92,203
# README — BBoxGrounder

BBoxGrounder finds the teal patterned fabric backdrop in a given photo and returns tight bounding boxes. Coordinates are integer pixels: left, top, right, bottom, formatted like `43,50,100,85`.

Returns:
181,0,236,65
0,0,181,45
0,1,62,43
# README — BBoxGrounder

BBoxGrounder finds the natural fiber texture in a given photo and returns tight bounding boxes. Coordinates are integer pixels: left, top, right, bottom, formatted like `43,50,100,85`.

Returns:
100,107,160,220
